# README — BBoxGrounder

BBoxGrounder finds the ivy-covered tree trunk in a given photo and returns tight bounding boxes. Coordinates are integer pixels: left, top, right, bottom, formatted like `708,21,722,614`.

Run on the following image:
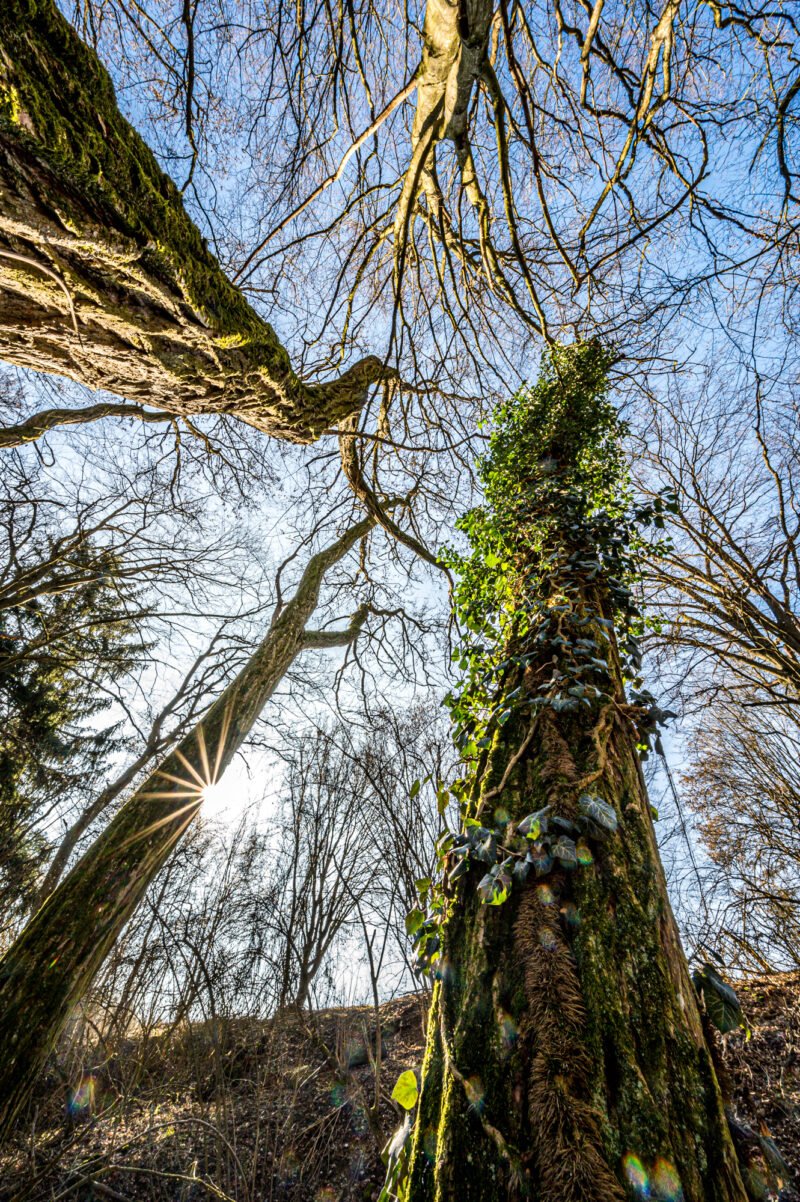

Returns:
0,514,373,1141
0,0,388,447
404,346,748,1202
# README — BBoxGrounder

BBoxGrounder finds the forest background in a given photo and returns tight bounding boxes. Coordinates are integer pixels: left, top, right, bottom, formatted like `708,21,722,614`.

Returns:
0,0,798,1196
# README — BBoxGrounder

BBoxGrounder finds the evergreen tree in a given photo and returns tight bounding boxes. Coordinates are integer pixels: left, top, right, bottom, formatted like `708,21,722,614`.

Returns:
0,556,144,933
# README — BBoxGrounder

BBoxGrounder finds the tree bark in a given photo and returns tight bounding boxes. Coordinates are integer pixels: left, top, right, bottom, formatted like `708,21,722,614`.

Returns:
0,0,389,445
406,708,746,1201
0,514,373,1139
403,351,747,1201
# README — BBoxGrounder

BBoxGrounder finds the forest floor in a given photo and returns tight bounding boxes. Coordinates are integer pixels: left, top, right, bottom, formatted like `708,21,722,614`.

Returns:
1,972,798,1201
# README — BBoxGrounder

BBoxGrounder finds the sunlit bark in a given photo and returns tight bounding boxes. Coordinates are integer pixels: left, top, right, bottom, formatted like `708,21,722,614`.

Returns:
0,1,389,445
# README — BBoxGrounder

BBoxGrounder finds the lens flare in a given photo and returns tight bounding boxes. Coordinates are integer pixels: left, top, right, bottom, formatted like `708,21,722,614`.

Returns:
423,1126,438,1163
536,883,556,906
330,1083,346,1108
623,1153,650,1197
282,1150,300,1179
560,902,581,930
538,926,559,950
68,1075,95,1115
464,1075,485,1113
652,1157,684,1201
497,1009,518,1047
494,806,511,827
350,1103,369,1135
434,957,456,985
576,839,594,865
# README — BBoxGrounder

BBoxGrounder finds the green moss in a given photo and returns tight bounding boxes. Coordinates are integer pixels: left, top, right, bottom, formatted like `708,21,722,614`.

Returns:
405,349,745,1201
0,0,294,368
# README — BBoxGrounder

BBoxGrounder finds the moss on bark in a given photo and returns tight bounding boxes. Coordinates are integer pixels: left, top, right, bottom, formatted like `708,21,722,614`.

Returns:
404,347,747,1201
0,0,389,442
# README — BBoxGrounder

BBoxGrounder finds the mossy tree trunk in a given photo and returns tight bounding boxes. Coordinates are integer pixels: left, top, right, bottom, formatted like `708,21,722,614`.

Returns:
0,514,373,1140
404,346,747,1202
0,0,389,447
407,708,746,1202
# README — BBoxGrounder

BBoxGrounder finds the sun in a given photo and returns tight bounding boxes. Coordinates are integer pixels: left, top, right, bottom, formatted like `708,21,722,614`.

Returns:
201,777,238,819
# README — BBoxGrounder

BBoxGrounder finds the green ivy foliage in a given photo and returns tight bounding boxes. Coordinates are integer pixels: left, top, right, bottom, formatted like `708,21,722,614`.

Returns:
408,342,677,978
441,340,674,761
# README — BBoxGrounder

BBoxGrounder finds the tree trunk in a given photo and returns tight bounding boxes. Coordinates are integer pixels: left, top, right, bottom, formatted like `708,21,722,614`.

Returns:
404,346,747,1201
406,711,746,1201
0,514,373,1139
0,0,388,446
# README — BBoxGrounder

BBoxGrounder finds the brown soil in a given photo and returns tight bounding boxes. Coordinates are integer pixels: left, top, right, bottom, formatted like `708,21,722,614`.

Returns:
723,971,800,1193
0,974,797,1201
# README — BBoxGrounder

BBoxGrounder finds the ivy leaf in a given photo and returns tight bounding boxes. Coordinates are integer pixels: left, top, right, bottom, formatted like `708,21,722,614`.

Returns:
405,908,425,937
485,551,502,568
448,857,470,884
473,832,498,864
578,793,618,837
550,815,578,836
693,964,746,1034
552,836,578,867
477,872,496,902
378,1112,413,1202
528,842,553,876
513,858,531,883
477,868,511,905
391,1070,419,1111
518,806,551,839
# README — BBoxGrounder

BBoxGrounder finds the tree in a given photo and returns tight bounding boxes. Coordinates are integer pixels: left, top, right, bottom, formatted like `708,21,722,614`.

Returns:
1,0,796,451
0,563,143,935
0,416,272,915
0,0,389,446
269,727,377,1010
682,701,800,973
398,345,746,1201
0,509,376,1139
640,376,800,712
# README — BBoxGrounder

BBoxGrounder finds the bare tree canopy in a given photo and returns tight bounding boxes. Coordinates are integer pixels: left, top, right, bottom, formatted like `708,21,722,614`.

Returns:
1,0,798,450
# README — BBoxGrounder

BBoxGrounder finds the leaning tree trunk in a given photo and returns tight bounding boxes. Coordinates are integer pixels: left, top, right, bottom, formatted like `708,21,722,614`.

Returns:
403,345,747,1202
0,513,373,1140
0,0,388,447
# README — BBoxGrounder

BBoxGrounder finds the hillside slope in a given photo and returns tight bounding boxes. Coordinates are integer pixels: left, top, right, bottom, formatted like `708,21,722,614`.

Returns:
1,974,797,1201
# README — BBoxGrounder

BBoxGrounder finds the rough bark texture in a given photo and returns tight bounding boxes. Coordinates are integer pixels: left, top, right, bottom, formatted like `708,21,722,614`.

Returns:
0,0,388,444
0,515,373,1140
406,701,747,1201
403,351,747,1201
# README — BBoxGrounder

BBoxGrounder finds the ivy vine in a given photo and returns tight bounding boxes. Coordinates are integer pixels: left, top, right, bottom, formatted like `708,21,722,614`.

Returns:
408,341,677,978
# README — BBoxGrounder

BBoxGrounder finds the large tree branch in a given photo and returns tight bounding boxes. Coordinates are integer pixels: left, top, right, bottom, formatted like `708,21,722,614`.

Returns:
393,0,495,267
0,0,391,444
0,399,175,448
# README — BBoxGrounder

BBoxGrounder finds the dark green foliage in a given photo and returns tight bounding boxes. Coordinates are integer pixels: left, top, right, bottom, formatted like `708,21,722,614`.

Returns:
410,344,676,971
442,341,675,766
0,557,144,929
693,963,747,1035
